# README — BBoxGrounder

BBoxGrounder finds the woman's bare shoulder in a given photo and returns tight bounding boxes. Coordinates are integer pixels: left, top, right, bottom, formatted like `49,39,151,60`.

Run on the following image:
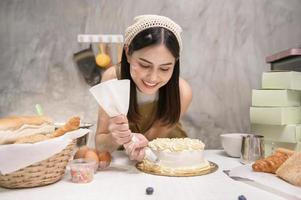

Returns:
179,77,192,113
179,78,192,98
101,66,118,82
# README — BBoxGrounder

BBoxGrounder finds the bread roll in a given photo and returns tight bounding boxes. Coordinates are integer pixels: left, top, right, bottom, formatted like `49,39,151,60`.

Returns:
276,152,301,187
0,116,54,144
51,116,80,137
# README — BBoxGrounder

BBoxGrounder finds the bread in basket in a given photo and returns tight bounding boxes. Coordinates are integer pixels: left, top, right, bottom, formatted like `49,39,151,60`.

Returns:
0,116,80,188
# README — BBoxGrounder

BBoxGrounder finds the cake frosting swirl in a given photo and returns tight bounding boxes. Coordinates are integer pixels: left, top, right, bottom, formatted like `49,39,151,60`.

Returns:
141,138,209,173
149,138,205,152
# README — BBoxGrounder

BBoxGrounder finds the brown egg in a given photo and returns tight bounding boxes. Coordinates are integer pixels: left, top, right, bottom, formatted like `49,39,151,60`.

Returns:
98,151,112,163
84,150,99,163
74,145,89,159
91,148,98,154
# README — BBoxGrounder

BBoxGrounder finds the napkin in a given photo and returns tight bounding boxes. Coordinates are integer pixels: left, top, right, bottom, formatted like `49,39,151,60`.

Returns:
0,128,89,174
89,79,158,162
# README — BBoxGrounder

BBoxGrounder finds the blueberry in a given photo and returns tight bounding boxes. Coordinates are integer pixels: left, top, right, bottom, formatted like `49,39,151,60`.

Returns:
238,195,247,200
146,187,154,195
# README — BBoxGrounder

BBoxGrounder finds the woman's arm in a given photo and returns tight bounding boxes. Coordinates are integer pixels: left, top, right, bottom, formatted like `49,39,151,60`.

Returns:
95,66,122,152
144,78,192,140
95,107,120,152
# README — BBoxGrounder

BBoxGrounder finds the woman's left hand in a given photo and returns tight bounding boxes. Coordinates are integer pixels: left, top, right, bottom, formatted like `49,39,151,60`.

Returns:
124,133,148,161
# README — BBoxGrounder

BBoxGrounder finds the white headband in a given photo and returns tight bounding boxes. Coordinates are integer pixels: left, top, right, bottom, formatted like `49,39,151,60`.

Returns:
124,15,183,51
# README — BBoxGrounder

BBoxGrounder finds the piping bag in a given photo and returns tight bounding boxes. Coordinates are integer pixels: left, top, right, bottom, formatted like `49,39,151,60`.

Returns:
89,79,158,162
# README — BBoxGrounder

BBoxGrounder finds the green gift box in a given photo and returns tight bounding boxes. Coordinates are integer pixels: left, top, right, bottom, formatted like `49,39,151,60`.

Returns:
262,71,301,90
252,89,301,107
250,106,301,125
251,124,301,143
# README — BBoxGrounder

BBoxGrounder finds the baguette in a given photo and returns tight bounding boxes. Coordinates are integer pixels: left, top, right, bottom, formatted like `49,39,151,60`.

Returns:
0,116,54,144
15,134,51,144
51,116,80,137
0,116,53,131
12,116,80,144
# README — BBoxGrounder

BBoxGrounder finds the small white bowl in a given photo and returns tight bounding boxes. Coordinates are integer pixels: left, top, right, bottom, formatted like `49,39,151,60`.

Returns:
220,133,250,157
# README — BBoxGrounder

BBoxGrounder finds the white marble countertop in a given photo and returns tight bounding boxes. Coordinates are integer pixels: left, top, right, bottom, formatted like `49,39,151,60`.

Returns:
0,150,289,200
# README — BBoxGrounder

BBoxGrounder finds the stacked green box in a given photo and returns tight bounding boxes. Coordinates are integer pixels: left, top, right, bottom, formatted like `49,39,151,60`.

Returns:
262,71,301,90
250,71,301,155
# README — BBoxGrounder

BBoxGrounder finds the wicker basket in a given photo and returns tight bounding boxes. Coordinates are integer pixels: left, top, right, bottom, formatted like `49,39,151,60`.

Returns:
0,140,76,189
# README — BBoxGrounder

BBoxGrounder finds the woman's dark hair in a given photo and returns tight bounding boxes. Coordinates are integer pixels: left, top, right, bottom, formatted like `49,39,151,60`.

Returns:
121,27,180,126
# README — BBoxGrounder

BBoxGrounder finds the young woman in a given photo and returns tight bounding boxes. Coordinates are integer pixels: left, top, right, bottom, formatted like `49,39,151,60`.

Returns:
95,15,192,161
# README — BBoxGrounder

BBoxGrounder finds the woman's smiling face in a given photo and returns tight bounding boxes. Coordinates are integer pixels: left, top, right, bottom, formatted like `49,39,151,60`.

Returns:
127,44,176,95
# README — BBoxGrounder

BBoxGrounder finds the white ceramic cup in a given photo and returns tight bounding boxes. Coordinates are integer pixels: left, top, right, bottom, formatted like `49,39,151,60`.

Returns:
220,133,250,157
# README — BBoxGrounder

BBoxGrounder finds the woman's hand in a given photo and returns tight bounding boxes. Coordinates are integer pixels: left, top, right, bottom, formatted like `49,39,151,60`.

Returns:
124,133,148,161
108,115,132,145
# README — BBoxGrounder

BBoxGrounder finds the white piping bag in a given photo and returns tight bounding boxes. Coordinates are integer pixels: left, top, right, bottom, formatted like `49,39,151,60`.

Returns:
89,79,158,162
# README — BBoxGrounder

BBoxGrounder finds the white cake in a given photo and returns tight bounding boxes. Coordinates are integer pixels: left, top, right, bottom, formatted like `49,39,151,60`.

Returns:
142,138,210,173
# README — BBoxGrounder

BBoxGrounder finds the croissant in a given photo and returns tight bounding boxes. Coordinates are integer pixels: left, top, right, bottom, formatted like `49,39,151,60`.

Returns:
252,148,294,173
51,116,80,137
